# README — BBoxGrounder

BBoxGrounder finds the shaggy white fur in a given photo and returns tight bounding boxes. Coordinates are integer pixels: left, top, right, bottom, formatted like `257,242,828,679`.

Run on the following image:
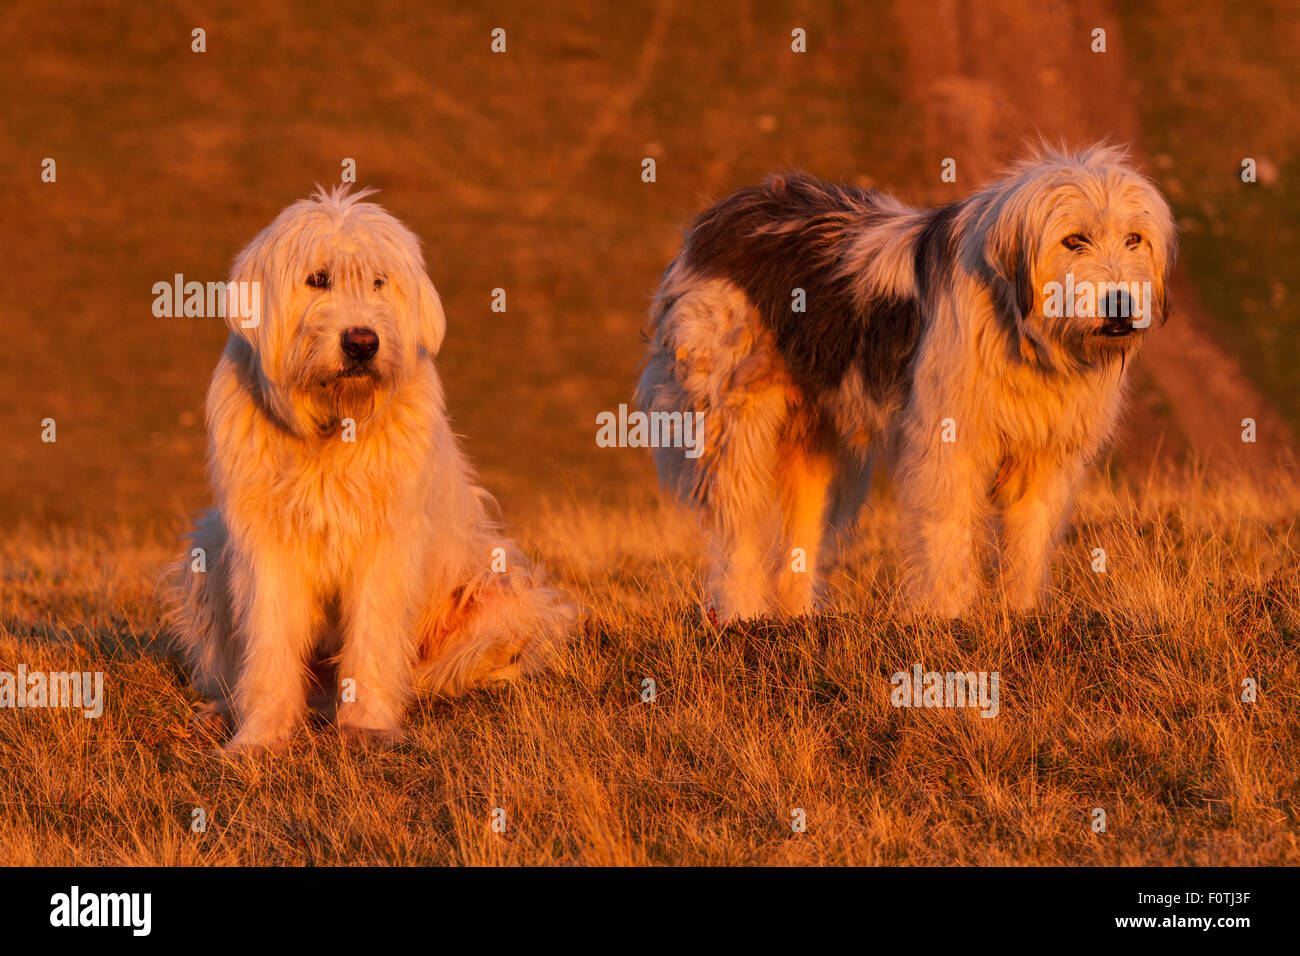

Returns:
170,186,573,752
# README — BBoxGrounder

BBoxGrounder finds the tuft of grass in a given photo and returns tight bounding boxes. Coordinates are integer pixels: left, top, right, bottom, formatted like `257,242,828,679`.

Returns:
1,466,1297,865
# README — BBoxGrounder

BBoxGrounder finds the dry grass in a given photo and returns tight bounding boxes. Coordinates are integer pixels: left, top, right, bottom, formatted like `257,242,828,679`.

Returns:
1,466,1297,865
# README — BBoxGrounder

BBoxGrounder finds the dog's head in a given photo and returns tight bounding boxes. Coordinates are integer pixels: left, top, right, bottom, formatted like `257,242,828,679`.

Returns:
226,185,446,434
978,144,1177,368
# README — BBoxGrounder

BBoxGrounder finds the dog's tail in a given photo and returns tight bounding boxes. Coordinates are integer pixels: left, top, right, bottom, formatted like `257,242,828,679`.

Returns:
161,509,239,704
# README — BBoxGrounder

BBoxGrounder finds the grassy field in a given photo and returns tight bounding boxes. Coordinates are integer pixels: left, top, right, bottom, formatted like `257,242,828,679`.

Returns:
2,469,1297,865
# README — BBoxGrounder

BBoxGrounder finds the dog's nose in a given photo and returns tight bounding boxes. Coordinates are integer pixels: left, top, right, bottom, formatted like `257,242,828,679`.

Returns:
341,327,379,361
1100,290,1133,321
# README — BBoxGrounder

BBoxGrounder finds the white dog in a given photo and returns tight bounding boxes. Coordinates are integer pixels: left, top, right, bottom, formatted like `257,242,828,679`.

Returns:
171,185,573,751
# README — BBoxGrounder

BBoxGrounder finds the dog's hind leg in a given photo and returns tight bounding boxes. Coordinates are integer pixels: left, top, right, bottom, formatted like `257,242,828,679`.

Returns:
638,278,795,623
697,385,790,623
414,553,575,697
773,420,834,616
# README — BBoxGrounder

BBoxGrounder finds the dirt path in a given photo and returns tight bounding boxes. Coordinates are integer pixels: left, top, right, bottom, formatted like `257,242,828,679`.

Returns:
892,0,1296,476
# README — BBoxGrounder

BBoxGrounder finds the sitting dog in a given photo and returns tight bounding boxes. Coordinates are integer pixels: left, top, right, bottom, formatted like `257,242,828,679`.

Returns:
171,186,573,751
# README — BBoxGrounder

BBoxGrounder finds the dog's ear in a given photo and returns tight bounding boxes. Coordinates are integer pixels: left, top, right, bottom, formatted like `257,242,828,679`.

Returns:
1129,175,1178,327
987,225,1035,329
224,228,274,350
1010,244,1034,324
984,212,1054,364
1153,270,1173,326
1154,227,1178,326
416,274,447,357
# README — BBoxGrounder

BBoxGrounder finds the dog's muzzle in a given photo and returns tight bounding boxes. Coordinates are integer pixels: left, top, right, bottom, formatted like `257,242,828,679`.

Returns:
1097,290,1137,337
341,327,380,361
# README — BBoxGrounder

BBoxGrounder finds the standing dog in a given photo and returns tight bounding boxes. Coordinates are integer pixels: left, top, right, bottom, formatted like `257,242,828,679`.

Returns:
171,186,572,751
636,145,1175,621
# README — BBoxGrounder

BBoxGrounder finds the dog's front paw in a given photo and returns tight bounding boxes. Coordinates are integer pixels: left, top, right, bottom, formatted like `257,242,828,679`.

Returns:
338,722,407,748
219,710,300,755
220,725,295,756
998,576,1049,615
897,589,973,621
1001,592,1046,615
337,695,406,747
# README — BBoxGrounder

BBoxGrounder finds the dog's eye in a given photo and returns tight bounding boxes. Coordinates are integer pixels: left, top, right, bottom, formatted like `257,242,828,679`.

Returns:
306,270,331,289
373,277,386,291
1125,232,1143,249
1062,234,1088,251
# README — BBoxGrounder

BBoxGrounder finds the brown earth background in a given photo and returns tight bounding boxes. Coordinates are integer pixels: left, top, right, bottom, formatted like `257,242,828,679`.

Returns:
3,0,1298,532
